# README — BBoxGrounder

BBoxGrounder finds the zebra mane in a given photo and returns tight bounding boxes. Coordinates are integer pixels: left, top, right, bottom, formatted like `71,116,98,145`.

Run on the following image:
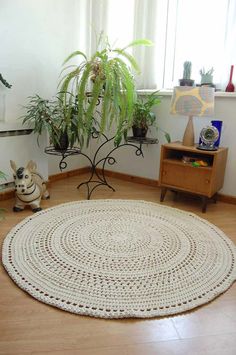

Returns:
16,167,25,179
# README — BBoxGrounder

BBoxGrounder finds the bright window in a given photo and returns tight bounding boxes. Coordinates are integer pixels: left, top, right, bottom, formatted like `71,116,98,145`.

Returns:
91,0,235,90
164,0,229,89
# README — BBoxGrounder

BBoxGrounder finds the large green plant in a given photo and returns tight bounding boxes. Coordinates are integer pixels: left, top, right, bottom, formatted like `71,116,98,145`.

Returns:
59,33,152,146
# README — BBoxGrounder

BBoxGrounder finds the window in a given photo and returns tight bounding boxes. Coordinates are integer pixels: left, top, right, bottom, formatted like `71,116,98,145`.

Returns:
164,0,230,89
89,0,235,90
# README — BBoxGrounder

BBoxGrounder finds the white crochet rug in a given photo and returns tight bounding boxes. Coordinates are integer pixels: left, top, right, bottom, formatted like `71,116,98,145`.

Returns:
2,200,236,318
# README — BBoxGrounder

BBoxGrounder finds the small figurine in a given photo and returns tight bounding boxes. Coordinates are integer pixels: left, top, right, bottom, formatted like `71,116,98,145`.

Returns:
10,160,50,212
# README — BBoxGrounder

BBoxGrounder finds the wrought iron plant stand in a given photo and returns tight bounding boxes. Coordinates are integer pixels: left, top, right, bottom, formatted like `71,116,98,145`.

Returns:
45,133,157,199
45,93,157,199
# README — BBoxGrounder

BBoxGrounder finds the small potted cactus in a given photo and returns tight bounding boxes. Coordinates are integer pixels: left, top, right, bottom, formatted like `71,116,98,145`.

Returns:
179,61,194,86
200,67,214,86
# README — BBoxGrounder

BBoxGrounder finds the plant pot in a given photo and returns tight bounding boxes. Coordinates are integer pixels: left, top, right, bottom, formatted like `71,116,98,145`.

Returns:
200,75,213,86
132,126,148,138
54,131,69,152
179,79,194,87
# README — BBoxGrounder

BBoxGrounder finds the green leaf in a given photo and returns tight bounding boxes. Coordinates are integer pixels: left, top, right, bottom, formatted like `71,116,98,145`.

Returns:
84,77,103,132
121,39,153,51
77,62,93,128
113,49,140,73
114,133,122,147
59,64,78,75
123,129,128,141
62,50,87,65
165,132,171,143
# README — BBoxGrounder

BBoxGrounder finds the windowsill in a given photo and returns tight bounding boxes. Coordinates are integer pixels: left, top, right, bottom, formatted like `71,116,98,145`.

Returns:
137,89,236,98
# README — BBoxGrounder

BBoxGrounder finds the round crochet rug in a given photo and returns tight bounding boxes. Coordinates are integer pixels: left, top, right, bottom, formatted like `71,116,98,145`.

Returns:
2,200,236,318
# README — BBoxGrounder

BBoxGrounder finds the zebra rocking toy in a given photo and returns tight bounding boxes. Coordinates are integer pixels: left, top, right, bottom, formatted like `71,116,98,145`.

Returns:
10,160,50,212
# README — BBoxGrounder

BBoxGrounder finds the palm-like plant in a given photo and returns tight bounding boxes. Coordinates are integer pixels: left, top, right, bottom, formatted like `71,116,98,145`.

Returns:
21,94,80,149
133,92,162,129
59,33,152,146
132,92,171,141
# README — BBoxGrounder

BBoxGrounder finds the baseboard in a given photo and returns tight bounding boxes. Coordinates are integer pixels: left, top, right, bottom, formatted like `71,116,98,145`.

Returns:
1,167,236,205
217,193,236,205
0,188,15,201
49,166,90,182
96,168,159,187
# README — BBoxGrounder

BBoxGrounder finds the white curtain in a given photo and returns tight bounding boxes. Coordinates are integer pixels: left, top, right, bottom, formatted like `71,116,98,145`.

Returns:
133,0,159,89
75,0,236,90
78,0,164,89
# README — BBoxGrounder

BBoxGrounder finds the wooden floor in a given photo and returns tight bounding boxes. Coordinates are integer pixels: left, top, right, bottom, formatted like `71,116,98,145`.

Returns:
1,173,236,355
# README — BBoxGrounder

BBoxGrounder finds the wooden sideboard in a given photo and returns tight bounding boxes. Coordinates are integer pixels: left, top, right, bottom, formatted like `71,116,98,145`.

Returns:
159,142,228,212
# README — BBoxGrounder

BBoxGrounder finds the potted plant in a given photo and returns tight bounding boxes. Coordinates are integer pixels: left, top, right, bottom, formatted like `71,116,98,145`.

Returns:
59,32,152,146
132,92,171,142
200,67,214,86
21,94,80,151
179,61,194,86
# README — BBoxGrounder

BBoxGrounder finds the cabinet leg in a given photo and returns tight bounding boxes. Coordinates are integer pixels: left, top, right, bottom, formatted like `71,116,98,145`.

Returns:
173,190,179,201
160,188,167,202
213,193,217,204
201,196,207,213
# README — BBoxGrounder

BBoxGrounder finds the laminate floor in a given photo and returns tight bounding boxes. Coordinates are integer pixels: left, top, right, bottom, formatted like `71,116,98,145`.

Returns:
1,174,236,355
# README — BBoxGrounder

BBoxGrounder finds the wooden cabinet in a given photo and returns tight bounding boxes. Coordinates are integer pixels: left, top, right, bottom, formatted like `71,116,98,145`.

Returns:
159,142,228,212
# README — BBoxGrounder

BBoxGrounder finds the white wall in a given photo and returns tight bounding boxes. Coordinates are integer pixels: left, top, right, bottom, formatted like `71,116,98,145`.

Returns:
0,0,87,179
212,96,236,196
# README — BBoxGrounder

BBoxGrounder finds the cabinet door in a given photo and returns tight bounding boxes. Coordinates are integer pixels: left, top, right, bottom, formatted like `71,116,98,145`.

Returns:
161,162,212,196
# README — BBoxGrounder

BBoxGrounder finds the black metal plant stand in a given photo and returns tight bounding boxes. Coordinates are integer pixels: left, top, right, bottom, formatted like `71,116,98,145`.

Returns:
45,147,81,171
45,135,158,200
76,132,145,199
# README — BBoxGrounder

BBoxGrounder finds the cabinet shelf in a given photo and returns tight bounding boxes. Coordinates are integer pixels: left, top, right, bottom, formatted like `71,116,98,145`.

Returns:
163,158,212,171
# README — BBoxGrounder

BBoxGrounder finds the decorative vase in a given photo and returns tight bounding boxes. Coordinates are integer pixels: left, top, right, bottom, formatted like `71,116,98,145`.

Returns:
211,120,223,147
225,65,235,92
